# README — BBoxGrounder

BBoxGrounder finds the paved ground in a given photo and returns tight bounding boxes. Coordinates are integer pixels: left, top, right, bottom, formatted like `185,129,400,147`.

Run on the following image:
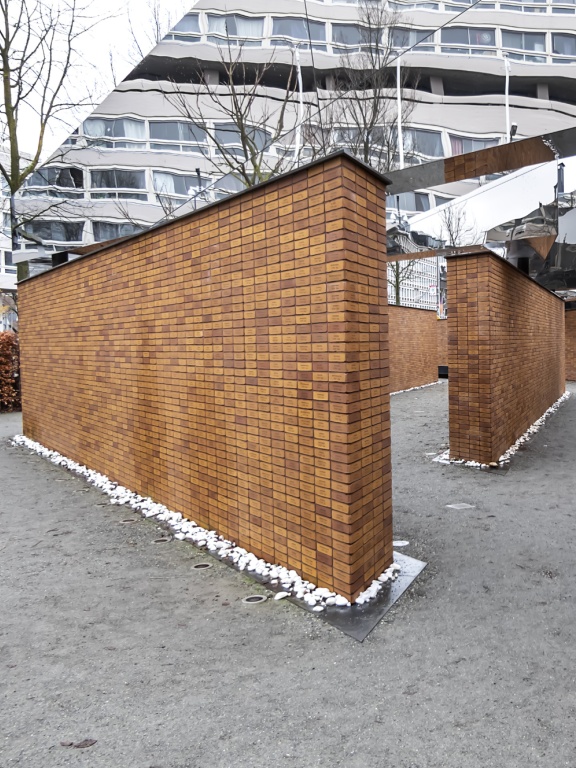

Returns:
1,381,576,768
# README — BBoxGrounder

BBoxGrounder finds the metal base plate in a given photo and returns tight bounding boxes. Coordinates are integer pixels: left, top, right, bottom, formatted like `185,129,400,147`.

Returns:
297,552,427,642
217,549,427,642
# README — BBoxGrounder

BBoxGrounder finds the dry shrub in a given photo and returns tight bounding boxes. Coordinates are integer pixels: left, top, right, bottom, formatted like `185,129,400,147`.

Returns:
0,331,20,412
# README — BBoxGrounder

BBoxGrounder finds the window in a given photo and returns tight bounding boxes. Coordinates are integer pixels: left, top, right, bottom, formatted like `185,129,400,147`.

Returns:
333,125,389,151
271,17,326,49
23,166,84,198
553,33,576,57
331,23,363,52
166,13,201,42
214,173,246,199
502,30,546,61
90,169,146,189
173,14,200,33
391,28,434,50
24,221,84,242
404,128,443,157
449,134,499,155
434,195,453,207
214,123,270,156
333,126,361,144
501,1,547,10
63,129,78,146
90,169,147,200
149,121,208,153
2,251,15,274
26,167,83,188
93,222,144,242
153,171,210,197
441,27,496,54
389,192,431,212
391,0,440,8
150,121,206,143
207,14,264,46
83,117,146,149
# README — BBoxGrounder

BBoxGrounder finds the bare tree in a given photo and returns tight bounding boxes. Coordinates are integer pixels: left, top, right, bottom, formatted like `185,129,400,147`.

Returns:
440,202,480,247
312,0,417,174
167,41,298,191
115,189,182,232
387,259,417,306
0,0,97,270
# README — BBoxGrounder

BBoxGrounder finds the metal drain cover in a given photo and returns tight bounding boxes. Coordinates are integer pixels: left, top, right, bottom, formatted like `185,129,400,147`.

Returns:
242,594,267,605
192,562,212,570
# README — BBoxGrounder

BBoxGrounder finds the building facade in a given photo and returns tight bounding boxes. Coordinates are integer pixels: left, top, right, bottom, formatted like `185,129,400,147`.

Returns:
1,147,17,294
13,0,576,305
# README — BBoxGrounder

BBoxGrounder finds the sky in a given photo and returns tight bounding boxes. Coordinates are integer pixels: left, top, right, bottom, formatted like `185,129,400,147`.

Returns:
18,0,189,158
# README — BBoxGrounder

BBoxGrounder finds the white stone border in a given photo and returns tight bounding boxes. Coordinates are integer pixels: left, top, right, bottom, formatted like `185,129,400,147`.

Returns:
10,435,400,609
433,390,571,469
391,380,444,396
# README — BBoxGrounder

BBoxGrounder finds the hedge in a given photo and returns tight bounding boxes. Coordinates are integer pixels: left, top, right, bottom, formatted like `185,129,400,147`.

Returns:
0,331,20,412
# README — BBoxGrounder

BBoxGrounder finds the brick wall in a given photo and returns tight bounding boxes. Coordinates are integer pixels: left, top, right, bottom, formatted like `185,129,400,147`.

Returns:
437,318,448,368
388,305,439,392
567,310,576,381
19,154,393,602
448,251,565,464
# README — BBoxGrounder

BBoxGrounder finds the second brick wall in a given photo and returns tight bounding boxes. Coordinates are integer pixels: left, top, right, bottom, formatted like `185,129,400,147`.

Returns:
567,310,576,381
388,305,446,393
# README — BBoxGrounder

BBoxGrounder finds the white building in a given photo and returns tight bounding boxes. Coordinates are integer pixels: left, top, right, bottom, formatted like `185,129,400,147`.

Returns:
14,0,576,305
1,147,17,293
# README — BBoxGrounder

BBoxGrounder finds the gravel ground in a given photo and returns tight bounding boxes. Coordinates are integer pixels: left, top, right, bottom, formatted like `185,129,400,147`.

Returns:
1,380,575,768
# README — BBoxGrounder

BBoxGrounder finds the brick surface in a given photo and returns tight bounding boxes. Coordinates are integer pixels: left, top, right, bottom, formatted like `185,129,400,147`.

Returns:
388,305,441,392
447,252,565,464
18,155,393,602
437,318,448,368
566,310,576,381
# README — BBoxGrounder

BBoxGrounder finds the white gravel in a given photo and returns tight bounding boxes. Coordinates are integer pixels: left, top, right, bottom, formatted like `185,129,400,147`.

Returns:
433,390,571,468
11,435,401,608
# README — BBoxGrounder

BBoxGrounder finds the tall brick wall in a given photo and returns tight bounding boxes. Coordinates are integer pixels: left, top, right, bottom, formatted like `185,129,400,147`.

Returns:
567,310,576,381
388,305,439,392
448,251,565,464
437,318,448,368
19,155,393,601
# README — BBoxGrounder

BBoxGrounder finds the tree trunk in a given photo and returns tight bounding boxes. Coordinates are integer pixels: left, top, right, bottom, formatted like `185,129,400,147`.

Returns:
394,262,401,306
11,194,28,281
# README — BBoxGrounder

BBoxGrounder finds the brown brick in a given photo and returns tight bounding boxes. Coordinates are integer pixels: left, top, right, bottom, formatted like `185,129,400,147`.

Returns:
18,155,393,603
388,305,446,392
447,251,565,464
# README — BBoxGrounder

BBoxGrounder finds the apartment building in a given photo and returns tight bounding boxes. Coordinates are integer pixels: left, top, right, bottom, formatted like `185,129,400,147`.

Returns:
1,147,17,293
13,0,576,306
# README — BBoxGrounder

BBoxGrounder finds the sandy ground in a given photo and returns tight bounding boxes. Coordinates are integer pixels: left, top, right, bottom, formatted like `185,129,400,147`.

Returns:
1,380,576,768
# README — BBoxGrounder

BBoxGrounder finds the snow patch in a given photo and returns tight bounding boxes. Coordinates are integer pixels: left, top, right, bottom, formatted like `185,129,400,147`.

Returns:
11,435,401,609
433,391,571,469
391,380,443,396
